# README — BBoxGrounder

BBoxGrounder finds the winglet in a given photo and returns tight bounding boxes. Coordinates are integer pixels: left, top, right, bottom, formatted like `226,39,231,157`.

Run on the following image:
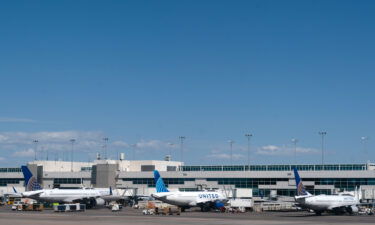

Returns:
153,170,169,193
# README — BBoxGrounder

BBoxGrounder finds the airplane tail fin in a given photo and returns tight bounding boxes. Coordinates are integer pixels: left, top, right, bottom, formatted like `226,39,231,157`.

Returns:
21,166,42,191
109,186,113,195
293,167,311,196
12,186,17,193
153,170,169,193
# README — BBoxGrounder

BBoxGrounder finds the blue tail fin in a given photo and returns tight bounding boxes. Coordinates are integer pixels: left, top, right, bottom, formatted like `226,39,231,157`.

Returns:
153,170,169,193
293,167,310,196
109,186,113,195
12,186,17,193
21,166,42,191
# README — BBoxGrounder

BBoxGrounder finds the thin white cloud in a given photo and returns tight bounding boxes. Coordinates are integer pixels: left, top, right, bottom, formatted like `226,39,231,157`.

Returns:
0,117,36,123
207,153,244,160
296,147,318,154
112,141,129,148
0,131,177,161
133,140,176,150
257,145,280,155
12,148,35,157
205,147,244,160
0,131,105,154
256,145,318,156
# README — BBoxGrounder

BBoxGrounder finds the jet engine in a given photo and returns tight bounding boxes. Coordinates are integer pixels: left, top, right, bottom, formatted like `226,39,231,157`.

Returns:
346,205,359,214
85,197,106,208
200,200,225,212
94,198,105,206
214,200,225,209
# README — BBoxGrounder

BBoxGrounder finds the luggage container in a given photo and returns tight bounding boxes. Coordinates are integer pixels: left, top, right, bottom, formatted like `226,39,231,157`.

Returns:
54,204,85,212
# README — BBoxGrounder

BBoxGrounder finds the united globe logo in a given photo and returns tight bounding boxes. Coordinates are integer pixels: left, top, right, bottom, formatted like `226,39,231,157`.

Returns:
26,176,42,191
297,181,306,195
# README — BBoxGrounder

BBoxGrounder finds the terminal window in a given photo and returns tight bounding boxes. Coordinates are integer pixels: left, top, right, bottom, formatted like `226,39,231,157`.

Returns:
141,165,155,171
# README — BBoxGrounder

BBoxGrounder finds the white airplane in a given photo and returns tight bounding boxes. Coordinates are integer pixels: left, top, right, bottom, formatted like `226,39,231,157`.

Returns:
21,166,124,208
293,167,361,215
1,186,22,198
151,170,227,211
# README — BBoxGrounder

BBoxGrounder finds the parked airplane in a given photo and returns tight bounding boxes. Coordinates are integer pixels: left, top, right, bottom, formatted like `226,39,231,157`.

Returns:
151,170,227,211
1,186,22,197
293,167,360,215
20,166,124,208
0,186,22,203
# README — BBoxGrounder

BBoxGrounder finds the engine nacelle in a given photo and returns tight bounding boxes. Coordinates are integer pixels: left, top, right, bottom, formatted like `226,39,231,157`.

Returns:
95,198,105,206
346,205,359,214
214,200,225,209
350,206,359,213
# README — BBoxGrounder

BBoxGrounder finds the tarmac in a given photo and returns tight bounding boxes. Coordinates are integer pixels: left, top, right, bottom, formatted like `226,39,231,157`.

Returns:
0,206,374,225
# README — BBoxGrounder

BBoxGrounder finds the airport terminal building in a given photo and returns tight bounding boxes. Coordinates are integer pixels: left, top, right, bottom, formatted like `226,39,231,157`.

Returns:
1,158,375,202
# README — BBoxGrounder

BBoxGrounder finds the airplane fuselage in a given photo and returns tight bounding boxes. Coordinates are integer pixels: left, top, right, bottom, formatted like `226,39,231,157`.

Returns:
296,194,358,211
152,191,226,207
22,188,123,203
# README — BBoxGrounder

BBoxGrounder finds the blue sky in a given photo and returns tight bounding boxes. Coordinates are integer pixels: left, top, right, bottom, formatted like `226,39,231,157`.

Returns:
0,0,374,166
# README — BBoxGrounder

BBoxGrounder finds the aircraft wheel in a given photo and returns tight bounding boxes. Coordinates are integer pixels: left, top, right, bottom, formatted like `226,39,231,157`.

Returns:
200,206,209,212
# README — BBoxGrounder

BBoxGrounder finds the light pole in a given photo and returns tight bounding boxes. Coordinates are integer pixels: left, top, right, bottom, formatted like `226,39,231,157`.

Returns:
319,131,327,165
291,138,298,164
361,136,369,162
228,140,234,166
70,139,76,172
33,140,38,161
245,134,252,169
168,142,174,159
103,137,109,160
179,136,186,162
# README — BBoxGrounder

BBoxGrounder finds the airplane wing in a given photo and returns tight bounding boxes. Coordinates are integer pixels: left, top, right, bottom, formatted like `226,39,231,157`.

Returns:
63,197,85,203
23,190,44,198
151,193,174,200
327,203,356,210
196,198,211,204
328,204,343,210
194,198,227,209
63,195,102,203
195,198,226,204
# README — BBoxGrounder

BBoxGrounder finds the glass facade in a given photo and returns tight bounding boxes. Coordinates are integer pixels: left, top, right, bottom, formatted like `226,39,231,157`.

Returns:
0,178,23,186
179,188,199,192
91,165,97,185
0,168,22,173
271,189,331,197
53,178,82,184
122,178,195,187
122,176,375,197
206,178,288,188
180,164,367,172
80,167,92,172
303,178,375,191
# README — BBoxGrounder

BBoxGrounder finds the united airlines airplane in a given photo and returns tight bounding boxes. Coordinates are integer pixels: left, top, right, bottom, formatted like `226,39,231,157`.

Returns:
20,166,123,208
151,170,227,211
293,167,361,215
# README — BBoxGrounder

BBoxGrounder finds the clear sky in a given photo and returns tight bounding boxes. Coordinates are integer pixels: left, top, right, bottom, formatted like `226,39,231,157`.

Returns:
0,0,374,166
